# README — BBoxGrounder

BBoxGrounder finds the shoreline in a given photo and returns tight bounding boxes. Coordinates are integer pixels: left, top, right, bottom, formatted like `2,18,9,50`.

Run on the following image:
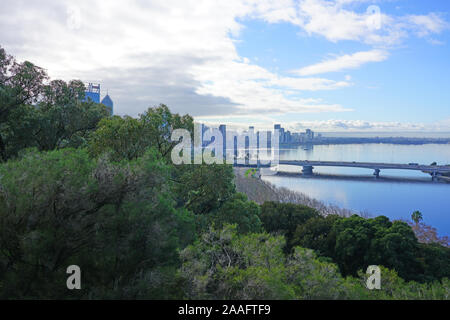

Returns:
273,170,450,184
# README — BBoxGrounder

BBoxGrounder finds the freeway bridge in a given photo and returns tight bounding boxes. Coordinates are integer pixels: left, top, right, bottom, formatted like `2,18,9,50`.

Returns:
235,159,450,180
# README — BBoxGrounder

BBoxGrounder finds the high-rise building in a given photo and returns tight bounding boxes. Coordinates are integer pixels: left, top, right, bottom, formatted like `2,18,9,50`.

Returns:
285,130,291,144
219,124,226,159
84,83,100,103
306,129,314,141
101,94,114,116
84,83,114,115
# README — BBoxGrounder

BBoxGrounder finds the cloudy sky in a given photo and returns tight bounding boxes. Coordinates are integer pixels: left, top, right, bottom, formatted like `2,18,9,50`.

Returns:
1,0,450,132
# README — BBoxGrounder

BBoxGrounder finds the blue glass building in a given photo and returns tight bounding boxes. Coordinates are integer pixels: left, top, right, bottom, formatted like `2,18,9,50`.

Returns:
101,94,114,115
84,83,101,103
83,83,114,115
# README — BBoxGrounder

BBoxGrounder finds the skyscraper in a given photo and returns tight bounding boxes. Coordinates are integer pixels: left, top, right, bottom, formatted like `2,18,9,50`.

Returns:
101,94,114,116
219,124,226,160
84,83,114,115
84,83,100,103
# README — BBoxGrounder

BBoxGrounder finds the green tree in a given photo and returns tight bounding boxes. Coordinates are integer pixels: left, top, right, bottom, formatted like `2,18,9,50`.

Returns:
180,225,294,299
287,247,351,299
0,148,195,298
291,214,341,257
88,104,194,162
260,202,320,249
411,210,423,225
0,47,109,159
332,215,423,280
0,46,47,160
139,104,194,158
207,193,262,234
172,163,236,215
88,115,147,161
16,79,110,153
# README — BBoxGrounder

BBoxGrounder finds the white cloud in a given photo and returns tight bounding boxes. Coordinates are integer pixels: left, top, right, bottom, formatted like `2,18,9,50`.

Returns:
0,0,353,117
292,50,389,76
405,13,449,37
289,0,447,45
0,0,447,120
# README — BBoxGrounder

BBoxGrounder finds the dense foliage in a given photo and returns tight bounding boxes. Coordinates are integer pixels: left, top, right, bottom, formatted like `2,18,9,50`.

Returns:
0,46,449,299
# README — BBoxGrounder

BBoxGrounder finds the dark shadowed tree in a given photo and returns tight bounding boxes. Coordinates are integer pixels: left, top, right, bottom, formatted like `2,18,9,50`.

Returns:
0,46,47,160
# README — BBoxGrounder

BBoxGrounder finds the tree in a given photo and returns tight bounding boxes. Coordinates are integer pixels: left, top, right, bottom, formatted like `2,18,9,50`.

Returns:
207,193,262,234
180,225,294,299
291,214,341,258
172,163,236,215
180,225,357,300
411,210,423,225
10,79,110,153
0,47,109,159
88,115,147,161
0,148,195,298
0,46,47,160
88,104,194,162
260,202,320,250
332,215,423,280
287,247,350,299
140,104,194,158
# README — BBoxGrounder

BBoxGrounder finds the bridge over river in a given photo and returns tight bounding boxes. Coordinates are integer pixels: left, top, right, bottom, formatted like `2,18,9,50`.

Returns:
235,159,450,180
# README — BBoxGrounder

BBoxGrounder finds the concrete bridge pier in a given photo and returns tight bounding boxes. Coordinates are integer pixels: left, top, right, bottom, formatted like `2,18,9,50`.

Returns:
431,171,440,181
302,165,314,176
373,168,380,178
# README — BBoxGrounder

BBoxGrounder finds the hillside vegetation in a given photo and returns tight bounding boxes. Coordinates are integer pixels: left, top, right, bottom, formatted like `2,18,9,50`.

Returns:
0,46,449,299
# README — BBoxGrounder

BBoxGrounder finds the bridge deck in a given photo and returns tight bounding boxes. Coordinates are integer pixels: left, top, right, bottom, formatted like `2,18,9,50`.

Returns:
279,160,450,173
234,160,450,173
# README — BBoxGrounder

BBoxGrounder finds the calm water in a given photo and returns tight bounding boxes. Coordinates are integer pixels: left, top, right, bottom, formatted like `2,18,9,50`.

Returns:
262,144,450,237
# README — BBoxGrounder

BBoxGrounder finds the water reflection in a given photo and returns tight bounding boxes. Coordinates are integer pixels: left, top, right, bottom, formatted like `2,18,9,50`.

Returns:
263,144,450,237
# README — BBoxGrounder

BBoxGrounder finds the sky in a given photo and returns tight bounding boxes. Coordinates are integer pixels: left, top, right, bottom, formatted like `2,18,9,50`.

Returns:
1,0,450,132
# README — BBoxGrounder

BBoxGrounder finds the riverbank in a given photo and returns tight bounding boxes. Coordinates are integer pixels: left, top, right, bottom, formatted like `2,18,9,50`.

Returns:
233,167,364,217
233,167,449,247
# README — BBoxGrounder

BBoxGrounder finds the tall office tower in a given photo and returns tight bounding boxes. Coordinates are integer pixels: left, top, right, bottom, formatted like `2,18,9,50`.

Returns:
101,94,114,116
219,124,226,160
256,131,260,149
286,130,291,144
84,83,101,103
306,129,314,141
84,83,115,116
274,124,281,130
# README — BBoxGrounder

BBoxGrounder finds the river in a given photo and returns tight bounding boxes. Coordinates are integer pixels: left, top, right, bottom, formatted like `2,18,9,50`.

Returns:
261,143,450,237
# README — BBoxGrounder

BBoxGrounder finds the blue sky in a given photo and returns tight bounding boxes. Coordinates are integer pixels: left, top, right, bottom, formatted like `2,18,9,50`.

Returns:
229,0,450,129
235,16,450,124
1,0,449,132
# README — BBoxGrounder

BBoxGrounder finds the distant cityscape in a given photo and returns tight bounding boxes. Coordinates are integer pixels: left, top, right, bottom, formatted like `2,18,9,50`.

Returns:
84,83,114,116
201,123,321,149
81,83,450,148
273,124,321,145
201,123,450,149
